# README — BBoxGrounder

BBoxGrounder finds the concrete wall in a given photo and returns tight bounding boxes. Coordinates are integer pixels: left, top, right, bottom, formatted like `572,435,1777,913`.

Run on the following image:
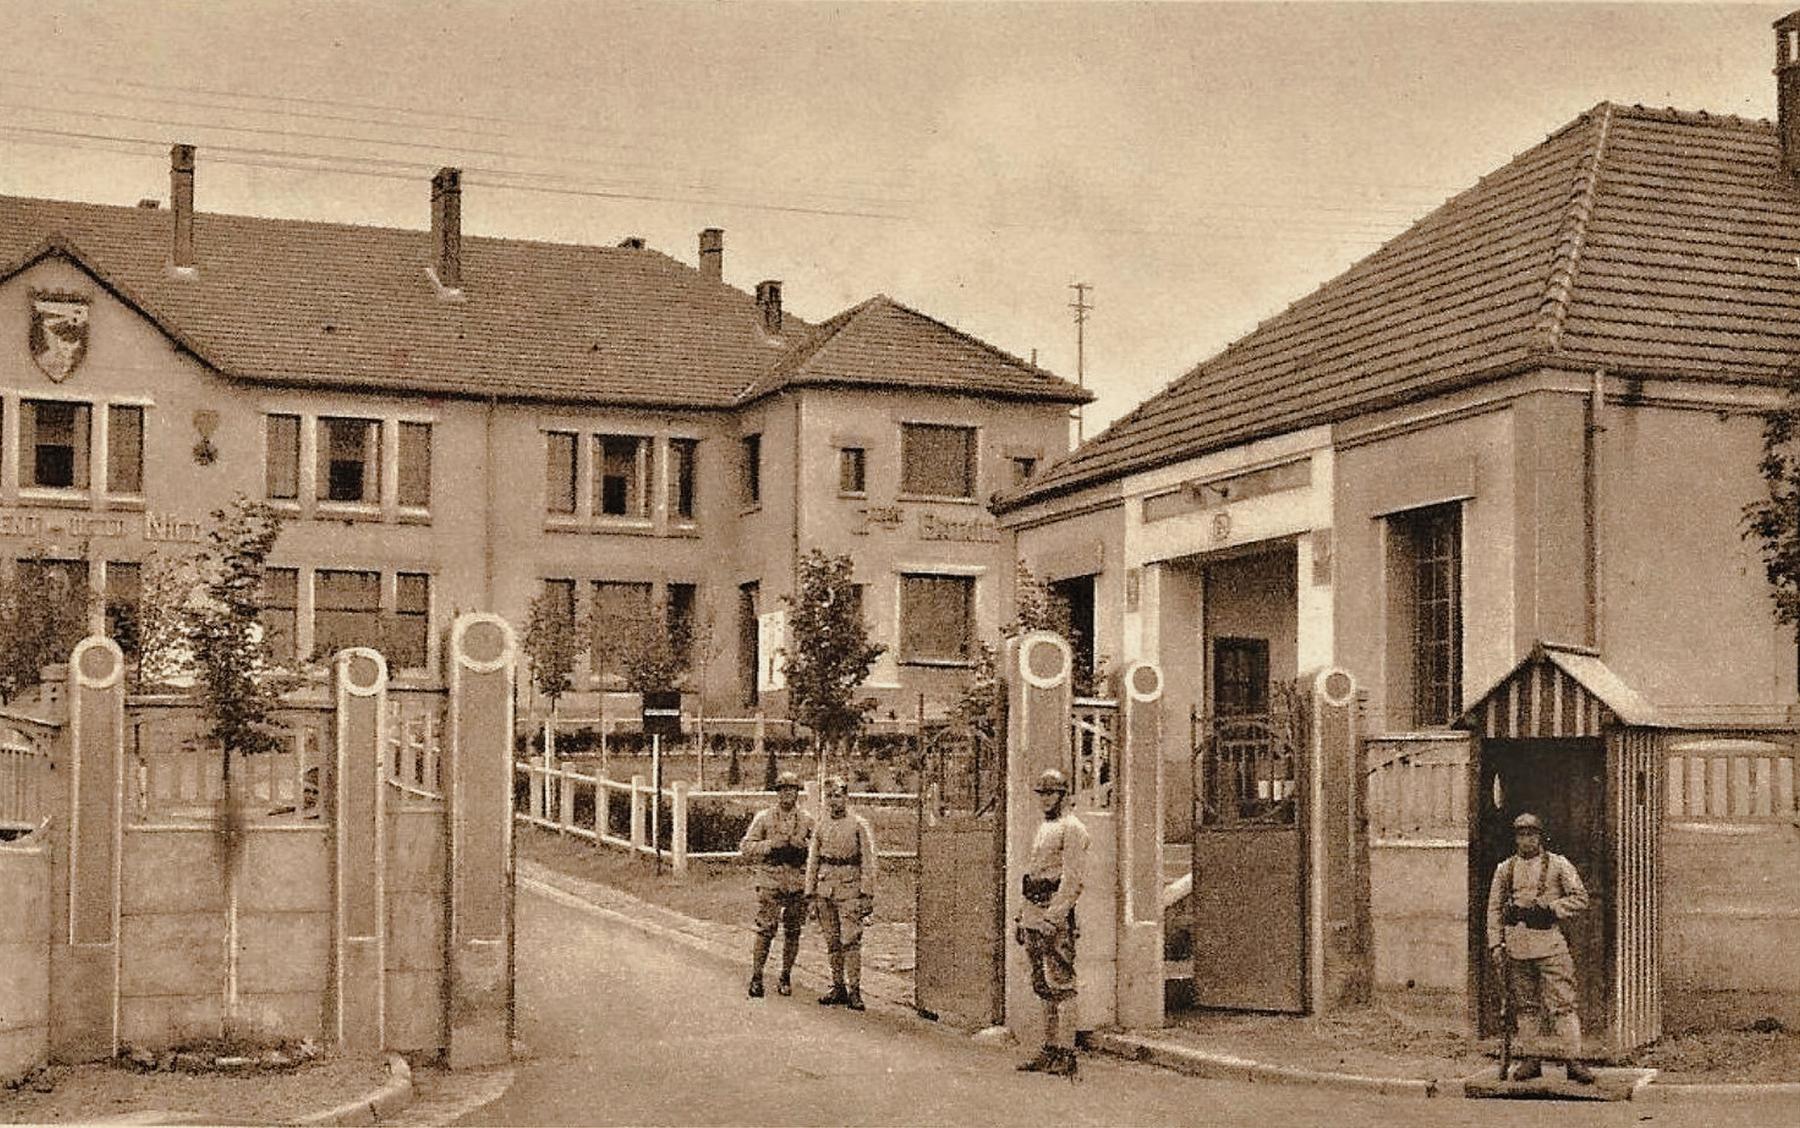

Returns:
119,827,227,1047
1369,844,1466,994
233,828,330,1043
1599,404,1795,709
0,827,49,1084
386,805,447,1053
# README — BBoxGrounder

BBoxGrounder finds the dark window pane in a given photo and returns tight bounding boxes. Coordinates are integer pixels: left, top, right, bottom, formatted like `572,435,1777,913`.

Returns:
398,422,431,508
901,424,975,497
390,572,430,668
1398,503,1462,728
900,574,974,662
546,432,577,514
670,439,698,521
266,414,300,500
319,417,379,502
590,581,654,678
596,435,644,517
104,561,141,646
839,447,866,494
740,435,762,507
314,569,381,656
667,582,697,670
260,567,299,661
107,405,143,494
25,400,89,489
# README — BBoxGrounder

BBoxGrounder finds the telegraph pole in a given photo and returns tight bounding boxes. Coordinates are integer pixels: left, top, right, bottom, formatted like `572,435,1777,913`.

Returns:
1069,282,1093,442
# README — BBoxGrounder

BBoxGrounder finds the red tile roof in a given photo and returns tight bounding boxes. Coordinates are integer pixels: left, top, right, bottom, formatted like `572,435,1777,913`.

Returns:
742,294,1090,405
1000,103,1800,511
0,194,1082,409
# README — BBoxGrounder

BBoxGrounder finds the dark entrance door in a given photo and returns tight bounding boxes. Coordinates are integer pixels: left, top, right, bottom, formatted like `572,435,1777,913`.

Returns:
1191,638,1306,1012
1470,739,1609,1046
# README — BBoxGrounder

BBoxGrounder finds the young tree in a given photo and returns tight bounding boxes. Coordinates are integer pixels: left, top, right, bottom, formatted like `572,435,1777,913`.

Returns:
118,552,201,691
0,554,93,703
522,588,582,720
185,496,288,765
781,550,885,761
1746,390,1800,628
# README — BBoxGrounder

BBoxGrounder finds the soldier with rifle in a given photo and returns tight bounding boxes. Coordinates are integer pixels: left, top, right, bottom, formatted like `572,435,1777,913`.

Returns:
1485,811,1594,1083
739,771,813,999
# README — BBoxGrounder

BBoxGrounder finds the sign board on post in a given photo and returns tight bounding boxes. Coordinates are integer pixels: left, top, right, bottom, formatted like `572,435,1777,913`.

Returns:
641,691,683,738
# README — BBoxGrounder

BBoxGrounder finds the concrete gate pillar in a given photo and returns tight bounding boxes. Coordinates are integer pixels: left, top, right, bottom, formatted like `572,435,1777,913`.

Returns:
333,648,388,1053
1003,632,1073,1045
446,613,517,1069
54,638,125,1062
1116,661,1165,1029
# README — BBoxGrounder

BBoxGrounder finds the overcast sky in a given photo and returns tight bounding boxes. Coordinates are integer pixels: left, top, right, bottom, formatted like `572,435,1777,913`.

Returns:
0,2,1787,443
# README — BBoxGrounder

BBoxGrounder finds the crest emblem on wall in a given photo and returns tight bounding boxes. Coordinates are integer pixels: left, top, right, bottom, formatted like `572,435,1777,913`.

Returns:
28,292,90,382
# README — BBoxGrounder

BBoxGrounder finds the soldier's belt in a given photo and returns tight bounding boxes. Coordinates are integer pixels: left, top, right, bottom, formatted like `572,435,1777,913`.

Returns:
765,844,808,867
1022,876,1060,905
819,856,861,866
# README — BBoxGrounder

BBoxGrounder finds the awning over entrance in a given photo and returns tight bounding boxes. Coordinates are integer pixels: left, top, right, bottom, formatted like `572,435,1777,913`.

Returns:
1454,642,1663,740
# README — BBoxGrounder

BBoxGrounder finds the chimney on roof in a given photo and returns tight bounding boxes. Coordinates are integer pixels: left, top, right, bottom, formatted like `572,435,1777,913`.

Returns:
756,280,783,334
430,166,463,292
618,236,646,249
1778,14,1800,175
170,143,195,270
137,198,161,209
699,227,723,281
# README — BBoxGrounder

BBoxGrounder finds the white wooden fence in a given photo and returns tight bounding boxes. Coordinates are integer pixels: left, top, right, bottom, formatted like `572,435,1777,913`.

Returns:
1365,732,1470,845
0,719,55,829
513,754,919,874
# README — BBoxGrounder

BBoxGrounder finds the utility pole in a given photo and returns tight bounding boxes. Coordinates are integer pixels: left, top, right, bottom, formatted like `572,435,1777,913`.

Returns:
1069,282,1093,443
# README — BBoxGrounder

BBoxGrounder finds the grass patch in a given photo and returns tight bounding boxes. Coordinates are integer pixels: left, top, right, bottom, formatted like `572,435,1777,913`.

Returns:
1628,1021,1800,1083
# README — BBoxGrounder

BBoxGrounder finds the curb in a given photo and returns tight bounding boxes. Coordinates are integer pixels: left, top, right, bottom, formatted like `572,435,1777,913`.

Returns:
293,1054,414,1126
1087,1032,1448,1099
1637,1080,1800,1104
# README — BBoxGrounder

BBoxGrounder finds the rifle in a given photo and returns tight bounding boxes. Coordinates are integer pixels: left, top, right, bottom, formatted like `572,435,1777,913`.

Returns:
1496,936,1513,1080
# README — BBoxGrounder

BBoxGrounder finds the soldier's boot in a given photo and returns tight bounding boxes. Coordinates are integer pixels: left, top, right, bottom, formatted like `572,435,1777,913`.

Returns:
748,934,772,998
1015,1046,1056,1073
844,948,865,1010
1510,1058,1543,1082
1554,1014,1593,1082
820,948,848,1005
778,931,800,996
1044,1047,1079,1079
1565,1061,1596,1084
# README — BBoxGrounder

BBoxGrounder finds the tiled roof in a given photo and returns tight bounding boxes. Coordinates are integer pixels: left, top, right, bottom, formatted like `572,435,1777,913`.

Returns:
1001,103,1800,510
0,194,1081,409
741,294,1090,405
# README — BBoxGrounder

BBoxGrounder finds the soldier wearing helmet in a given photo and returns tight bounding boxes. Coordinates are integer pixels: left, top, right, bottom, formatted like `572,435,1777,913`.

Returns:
804,774,878,1010
738,770,814,998
1486,811,1593,1083
1014,766,1090,1078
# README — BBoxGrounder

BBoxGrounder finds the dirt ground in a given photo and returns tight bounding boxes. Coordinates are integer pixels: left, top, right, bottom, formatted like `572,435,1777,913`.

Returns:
0,1057,389,1124
1628,1023,1800,1083
515,820,920,926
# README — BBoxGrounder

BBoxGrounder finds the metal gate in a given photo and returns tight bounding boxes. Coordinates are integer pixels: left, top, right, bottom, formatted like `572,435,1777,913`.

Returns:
1190,690,1309,1012
914,721,1005,1027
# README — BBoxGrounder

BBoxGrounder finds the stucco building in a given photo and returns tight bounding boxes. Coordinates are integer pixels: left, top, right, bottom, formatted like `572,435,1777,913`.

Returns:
998,29,1800,1046
0,147,1087,719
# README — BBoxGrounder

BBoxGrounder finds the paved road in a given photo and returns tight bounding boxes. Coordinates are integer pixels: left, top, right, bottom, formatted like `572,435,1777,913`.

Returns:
461,883,1785,1127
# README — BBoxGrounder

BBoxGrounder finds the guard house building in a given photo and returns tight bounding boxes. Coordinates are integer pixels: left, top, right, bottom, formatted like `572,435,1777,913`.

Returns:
0,146,1088,719
997,26,1800,1048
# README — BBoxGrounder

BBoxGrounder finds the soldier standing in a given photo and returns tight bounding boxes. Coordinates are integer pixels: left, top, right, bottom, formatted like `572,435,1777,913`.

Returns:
805,775,878,1011
1486,811,1594,1084
738,771,813,998
1015,768,1089,1079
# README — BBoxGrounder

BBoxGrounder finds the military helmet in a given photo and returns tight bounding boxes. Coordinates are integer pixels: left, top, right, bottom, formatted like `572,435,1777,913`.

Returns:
1512,812,1544,832
1033,768,1071,795
773,771,803,792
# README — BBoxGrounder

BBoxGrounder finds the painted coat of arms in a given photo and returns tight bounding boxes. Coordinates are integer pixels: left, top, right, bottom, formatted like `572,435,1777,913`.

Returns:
28,292,90,381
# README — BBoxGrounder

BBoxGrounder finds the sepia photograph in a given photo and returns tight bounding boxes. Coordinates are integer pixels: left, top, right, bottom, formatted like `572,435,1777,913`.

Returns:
0,2,1798,1125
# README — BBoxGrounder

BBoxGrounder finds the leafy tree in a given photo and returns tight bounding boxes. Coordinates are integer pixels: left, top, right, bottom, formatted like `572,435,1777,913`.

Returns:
116,552,201,691
607,596,691,695
185,496,288,764
951,561,1063,735
781,550,885,756
522,588,582,716
1746,391,1800,628
0,553,93,703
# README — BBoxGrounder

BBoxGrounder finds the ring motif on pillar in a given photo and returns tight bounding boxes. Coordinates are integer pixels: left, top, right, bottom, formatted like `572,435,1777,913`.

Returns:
452,613,516,674
1313,666,1356,708
71,636,124,690
1124,661,1163,703
1018,631,1071,689
336,648,388,697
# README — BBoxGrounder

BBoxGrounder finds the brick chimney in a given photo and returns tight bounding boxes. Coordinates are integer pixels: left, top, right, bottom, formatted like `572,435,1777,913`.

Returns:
699,227,723,281
170,143,195,270
430,167,462,292
756,280,783,334
1778,13,1800,175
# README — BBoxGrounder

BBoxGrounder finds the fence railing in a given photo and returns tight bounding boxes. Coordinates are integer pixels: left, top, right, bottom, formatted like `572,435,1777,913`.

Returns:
513,754,919,874
1666,739,1798,821
1364,732,1470,844
1071,697,1118,808
386,693,444,802
127,702,334,822
0,713,58,828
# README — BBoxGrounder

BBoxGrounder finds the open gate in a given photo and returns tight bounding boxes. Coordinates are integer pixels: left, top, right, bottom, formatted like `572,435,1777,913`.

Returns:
1190,688,1309,1012
913,720,1006,1027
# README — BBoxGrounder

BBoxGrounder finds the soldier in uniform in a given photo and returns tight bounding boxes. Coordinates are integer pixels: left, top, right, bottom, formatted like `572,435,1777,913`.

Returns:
738,770,813,998
805,775,878,1011
1486,811,1595,1084
1015,768,1089,1079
